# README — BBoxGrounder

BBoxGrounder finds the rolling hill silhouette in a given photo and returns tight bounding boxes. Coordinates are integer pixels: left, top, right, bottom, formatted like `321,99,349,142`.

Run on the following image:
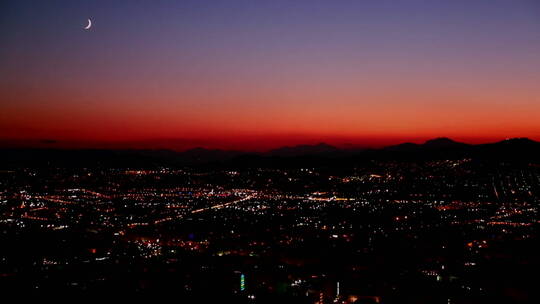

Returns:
1,138,539,168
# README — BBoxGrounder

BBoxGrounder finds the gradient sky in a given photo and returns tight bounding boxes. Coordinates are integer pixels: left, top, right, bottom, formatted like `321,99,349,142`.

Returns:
1,0,540,150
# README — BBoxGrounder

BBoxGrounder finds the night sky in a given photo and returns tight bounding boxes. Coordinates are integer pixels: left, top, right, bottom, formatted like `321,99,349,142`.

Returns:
2,0,540,150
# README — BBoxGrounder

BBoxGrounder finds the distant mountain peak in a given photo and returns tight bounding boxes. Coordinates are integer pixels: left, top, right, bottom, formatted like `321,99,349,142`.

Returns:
267,142,339,156
424,137,457,144
500,137,537,144
488,137,539,149
383,137,468,152
423,137,467,148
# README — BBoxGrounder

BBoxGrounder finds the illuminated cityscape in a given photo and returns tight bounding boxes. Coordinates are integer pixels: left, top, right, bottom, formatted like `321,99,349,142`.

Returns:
2,1,540,302
1,141,538,302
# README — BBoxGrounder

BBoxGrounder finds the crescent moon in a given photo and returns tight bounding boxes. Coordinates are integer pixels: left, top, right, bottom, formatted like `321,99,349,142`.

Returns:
84,19,92,30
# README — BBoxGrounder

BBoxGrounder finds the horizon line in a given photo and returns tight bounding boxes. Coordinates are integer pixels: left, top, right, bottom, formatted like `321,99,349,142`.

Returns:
0,136,537,153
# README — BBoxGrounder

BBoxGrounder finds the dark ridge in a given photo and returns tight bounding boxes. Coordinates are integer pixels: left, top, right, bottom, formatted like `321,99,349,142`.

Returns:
1,138,539,168
423,137,469,148
267,143,340,157
382,142,420,152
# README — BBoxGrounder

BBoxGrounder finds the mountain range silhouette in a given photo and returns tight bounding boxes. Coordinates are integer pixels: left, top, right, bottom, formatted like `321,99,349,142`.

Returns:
1,137,539,168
